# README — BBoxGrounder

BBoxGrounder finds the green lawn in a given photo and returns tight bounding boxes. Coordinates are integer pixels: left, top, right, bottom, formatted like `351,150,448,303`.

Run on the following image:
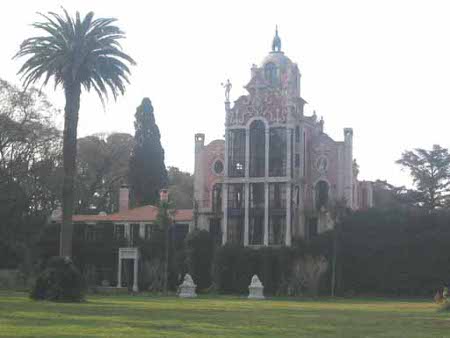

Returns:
0,292,449,337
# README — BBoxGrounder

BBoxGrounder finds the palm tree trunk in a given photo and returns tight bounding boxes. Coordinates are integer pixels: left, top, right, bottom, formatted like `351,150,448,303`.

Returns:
60,82,81,258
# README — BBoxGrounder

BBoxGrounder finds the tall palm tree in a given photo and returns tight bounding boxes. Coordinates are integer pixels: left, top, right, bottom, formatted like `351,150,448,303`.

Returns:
15,9,136,257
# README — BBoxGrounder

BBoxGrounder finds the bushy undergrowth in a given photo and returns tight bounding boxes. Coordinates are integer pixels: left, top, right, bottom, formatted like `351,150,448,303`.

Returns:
212,234,333,296
185,230,214,291
30,256,85,302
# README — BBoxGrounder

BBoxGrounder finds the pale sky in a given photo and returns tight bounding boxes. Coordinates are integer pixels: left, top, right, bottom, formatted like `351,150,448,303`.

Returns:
1,0,450,187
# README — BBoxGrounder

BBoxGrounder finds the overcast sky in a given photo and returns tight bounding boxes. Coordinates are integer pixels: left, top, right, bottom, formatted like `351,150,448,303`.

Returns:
1,0,449,187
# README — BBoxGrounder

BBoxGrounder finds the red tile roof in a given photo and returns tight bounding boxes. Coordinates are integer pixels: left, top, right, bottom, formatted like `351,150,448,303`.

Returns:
72,205,193,223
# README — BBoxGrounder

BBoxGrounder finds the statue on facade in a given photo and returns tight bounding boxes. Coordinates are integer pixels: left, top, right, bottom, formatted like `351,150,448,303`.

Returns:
221,79,232,102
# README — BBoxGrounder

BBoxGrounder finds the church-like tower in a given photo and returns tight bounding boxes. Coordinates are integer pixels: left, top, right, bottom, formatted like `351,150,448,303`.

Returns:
194,29,373,247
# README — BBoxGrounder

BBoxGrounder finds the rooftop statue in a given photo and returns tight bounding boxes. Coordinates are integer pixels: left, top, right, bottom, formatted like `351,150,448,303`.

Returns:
221,79,232,102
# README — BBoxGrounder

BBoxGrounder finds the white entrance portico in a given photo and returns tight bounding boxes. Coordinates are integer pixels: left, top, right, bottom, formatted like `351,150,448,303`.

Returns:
117,247,139,292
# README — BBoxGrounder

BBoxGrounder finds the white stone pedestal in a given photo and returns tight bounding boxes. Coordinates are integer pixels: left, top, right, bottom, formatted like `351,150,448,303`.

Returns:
179,274,197,298
248,275,265,299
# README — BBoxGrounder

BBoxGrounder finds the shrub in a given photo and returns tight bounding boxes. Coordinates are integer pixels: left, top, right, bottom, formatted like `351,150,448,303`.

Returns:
185,230,214,291
340,208,450,296
30,256,85,302
212,237,333,296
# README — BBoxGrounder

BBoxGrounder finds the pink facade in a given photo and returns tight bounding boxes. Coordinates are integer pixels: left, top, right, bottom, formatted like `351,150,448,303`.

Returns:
194,29,373,245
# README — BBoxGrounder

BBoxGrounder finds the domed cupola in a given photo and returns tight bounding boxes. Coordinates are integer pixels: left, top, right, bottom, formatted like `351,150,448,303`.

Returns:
261,27,295,87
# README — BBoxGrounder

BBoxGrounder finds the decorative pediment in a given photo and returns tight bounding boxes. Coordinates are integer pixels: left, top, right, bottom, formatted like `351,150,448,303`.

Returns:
226,88,298,126
312,135,335,155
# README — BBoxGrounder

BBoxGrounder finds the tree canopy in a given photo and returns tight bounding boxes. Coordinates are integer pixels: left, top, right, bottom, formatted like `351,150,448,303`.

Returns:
167,167,193,209
75,133,134,214
0,78,61,268
129,98,167,206
397,145,450,210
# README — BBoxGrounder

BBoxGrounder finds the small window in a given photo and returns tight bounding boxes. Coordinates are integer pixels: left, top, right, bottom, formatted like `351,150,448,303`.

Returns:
315,181,329,211
145,224,159,239
85,225,101,241
213,160,224,175
295,186,300,206
114,224,125,240
295,126,300,143
265,62,277,85
295,154,300,168
212,184,222,213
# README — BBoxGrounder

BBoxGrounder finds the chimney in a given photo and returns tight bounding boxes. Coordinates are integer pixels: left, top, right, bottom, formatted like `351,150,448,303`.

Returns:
119,185,129,212
159,188,169,202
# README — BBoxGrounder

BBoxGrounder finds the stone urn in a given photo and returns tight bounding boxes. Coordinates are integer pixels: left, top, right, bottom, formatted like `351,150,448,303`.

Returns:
248,274,265,300
178,273,197,298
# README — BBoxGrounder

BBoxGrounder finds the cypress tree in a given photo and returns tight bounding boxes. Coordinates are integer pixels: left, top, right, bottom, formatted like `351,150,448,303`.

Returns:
129,98,168,206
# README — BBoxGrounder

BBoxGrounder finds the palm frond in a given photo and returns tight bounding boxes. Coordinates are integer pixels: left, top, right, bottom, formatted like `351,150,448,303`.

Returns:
14,7,136,103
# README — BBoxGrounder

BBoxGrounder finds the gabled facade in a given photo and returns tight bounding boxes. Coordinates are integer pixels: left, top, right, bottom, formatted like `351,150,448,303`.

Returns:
194,29,373,246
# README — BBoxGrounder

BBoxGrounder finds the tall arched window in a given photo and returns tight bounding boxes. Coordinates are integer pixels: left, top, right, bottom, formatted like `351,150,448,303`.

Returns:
264,62,277,85
315,181,329,211
249,120,266,177
269,127,287,177
212,184,222,213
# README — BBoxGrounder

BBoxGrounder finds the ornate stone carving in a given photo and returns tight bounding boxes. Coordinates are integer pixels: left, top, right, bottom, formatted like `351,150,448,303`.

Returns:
179,273,197,298
248,274,265,299
316,155,328,173
227,88,296,127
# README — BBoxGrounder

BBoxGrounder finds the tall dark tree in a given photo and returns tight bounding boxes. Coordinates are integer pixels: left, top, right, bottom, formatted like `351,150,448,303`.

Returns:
15,9,135,257
129,98,167,206
397,145,450,210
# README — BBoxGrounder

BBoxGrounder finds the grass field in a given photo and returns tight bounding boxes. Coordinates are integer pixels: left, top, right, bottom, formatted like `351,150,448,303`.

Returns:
0,292,449,337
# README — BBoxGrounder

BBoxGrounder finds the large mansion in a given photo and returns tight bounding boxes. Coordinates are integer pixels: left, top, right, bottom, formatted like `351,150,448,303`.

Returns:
62,29,373,249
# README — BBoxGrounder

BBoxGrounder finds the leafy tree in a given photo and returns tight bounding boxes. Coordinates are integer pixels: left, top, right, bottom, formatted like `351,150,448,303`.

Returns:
75,133,134,213
168,167,193,209
0,78,61,268
129,98,167,206
396,145,450,210
15,9,135,257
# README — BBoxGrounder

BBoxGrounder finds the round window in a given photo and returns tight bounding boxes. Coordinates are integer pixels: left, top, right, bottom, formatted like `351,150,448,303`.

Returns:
213,160,224,175
316,156,328,173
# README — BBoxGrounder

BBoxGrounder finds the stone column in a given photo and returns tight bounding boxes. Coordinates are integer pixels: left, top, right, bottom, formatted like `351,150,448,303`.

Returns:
265,129,270,177
367,183,374,208
117,257,122,288
124,223,130,245
343,128,353,209
222,183,228,244
287,128,292,178
194,134,205,211
244,183,250,246
132,258,139,292
264,128,270,246
224,129,229,177
286,184,292,246
139,223,145,239
245,127,250,178
264,182,269,246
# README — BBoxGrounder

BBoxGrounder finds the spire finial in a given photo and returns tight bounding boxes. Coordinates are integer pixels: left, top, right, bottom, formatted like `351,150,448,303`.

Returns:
272,25,282,52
